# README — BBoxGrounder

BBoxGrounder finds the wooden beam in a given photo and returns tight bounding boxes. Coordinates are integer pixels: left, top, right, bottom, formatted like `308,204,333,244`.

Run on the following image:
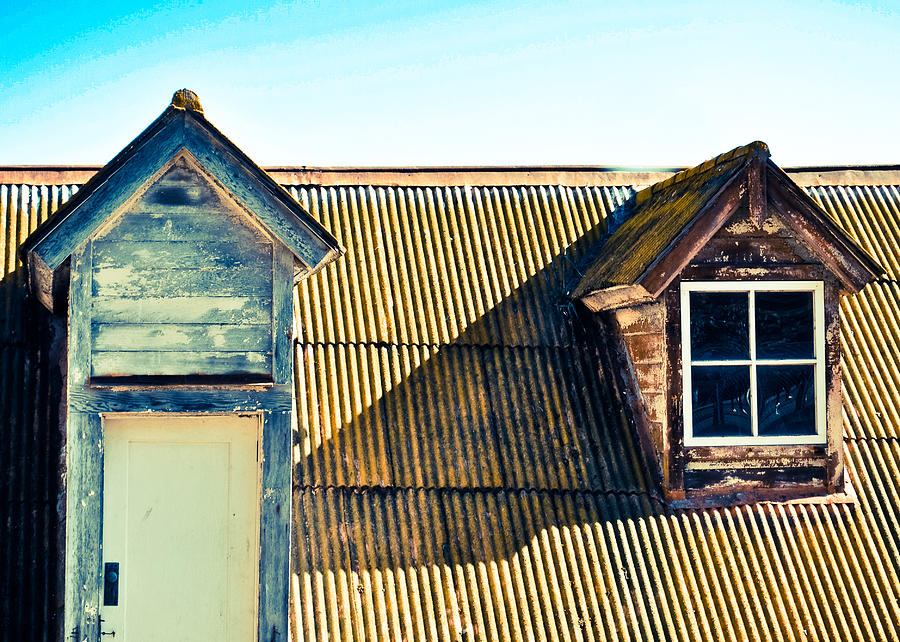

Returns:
639,172,748,298
69,384,293,413
767,169,881,291
257,411,291,642
580,284,654,312
748,155,767,227
823,278,844,492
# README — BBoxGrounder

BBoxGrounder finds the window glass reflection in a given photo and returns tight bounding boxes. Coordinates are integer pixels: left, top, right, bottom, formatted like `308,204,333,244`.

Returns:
757,364,816,435
756,291,814,359
691,365,752,437
689,292,750,360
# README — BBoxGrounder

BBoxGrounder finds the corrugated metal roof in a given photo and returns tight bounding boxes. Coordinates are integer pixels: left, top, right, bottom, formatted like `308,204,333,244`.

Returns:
294,340,648,492
290,184,631,347
2,171,900,641
291,440,900,642
808,185,900,281
842,281,900,439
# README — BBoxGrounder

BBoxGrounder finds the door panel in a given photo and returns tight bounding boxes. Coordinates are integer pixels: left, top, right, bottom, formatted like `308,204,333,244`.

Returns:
100,414,260,641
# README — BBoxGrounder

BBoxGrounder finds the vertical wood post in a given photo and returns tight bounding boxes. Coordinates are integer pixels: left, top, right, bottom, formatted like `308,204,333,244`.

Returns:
65,244,104,640
748,155,767,228
824,278,844,492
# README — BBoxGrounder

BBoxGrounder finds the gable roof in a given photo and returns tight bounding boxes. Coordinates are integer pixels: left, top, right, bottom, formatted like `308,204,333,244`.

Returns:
22,90,342,311
2,165,900,641
573,142,882,310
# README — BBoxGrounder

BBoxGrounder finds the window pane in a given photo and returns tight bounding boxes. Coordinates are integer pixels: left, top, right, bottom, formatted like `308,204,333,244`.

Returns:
757,364,816,435
689,292,749,360
691,365,752,437
755,291,814,359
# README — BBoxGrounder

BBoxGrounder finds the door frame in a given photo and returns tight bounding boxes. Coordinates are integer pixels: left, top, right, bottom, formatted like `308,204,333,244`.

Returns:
64,404,292,642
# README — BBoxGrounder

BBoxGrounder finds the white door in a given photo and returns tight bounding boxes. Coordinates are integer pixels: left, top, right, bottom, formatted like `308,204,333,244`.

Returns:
99,414,260,641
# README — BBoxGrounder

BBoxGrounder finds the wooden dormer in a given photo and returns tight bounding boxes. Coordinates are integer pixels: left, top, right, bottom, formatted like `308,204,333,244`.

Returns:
21,90,342,641
574,142,882,503
23,90,341,383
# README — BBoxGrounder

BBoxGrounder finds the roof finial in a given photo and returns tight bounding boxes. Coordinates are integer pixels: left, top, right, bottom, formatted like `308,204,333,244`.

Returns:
171,89,204,114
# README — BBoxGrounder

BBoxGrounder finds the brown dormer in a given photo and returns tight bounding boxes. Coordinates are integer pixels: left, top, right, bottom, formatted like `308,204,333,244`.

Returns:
573,142,882,503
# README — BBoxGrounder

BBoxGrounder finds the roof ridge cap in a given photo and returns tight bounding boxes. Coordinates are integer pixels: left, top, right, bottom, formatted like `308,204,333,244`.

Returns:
634,141,769,207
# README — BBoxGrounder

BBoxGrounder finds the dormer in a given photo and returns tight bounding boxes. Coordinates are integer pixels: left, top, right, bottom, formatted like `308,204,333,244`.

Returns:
573,142,882,503
22,90,341,641
24,90,341,381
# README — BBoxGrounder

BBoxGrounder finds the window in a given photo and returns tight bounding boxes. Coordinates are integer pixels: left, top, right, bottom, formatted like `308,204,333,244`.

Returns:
681,281,825,446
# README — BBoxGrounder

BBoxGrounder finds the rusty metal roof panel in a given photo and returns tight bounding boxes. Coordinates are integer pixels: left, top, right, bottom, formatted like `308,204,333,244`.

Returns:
290,440,900,642
807,184,900,280
842,282,900,439
3,173,900,641
289,184,631,347
0,182,66,641
294,339,649,492
1,185,77,346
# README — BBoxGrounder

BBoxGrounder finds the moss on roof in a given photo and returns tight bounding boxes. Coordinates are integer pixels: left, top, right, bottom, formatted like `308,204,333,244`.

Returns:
572,141,768,298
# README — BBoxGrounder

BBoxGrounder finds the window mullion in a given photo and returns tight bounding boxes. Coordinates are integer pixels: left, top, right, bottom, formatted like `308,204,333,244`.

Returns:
749,290,758,437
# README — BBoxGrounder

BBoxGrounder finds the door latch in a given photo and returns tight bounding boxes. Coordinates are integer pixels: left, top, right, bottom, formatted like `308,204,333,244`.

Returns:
103,562,119,606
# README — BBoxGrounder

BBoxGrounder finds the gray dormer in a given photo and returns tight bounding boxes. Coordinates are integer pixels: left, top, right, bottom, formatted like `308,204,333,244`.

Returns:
25,89,341,382
22,90,342,641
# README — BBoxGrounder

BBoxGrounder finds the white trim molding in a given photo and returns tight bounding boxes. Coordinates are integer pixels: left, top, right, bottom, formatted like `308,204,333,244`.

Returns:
681,280,826,447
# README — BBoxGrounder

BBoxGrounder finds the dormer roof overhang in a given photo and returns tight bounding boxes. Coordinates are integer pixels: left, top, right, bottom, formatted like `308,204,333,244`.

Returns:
573,141,883,312
22,89,343,312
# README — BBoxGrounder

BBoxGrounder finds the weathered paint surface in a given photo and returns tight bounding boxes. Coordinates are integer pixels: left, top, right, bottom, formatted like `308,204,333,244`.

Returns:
3,172,900,642
613,302,667,470
89,156,274,379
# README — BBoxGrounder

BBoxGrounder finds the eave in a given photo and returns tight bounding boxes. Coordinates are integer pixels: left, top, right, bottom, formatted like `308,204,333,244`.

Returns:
22,93,343,312
576,143,884,312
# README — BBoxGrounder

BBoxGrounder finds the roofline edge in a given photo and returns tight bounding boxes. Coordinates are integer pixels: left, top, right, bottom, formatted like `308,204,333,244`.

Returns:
3,165,900,187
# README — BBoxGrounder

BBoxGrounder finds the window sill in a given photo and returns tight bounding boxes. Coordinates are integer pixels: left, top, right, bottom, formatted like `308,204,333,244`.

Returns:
666,478,856,509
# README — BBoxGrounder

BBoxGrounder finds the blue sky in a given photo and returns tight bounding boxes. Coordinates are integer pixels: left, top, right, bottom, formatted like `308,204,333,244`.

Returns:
1,1,898,167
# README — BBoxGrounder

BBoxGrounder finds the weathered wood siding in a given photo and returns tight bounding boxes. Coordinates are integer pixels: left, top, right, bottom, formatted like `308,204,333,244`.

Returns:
691,206,820,267
89,157,274,379
612,303,667,471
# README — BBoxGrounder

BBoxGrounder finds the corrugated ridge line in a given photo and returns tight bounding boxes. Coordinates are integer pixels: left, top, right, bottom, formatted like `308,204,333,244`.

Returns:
289,462,900,642
290,185,631,347
841,282,900,439
294,340,648,493
293,484,660,499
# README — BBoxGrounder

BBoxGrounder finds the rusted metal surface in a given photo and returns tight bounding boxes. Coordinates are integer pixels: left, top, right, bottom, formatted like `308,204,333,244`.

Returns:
5,164,900,189
808,184,900,280
291,442,900,642
2,171,900,641
289,184,632,346
0,184,67,642
294,340,648,492
842,281,900,439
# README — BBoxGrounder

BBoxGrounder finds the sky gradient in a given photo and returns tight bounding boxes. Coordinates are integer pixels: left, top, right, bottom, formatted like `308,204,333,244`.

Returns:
2,1,898,168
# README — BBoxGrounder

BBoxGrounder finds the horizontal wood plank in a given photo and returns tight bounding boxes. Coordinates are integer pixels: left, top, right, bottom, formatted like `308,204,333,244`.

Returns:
93,296,272,324
92,323,271,352
97,211,267,242
92,266,272,297
70,384,293,413
92,350,272,377
92,240,273,270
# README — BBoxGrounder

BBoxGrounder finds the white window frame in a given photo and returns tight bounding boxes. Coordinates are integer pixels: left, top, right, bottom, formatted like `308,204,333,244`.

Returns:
681,280,826,446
